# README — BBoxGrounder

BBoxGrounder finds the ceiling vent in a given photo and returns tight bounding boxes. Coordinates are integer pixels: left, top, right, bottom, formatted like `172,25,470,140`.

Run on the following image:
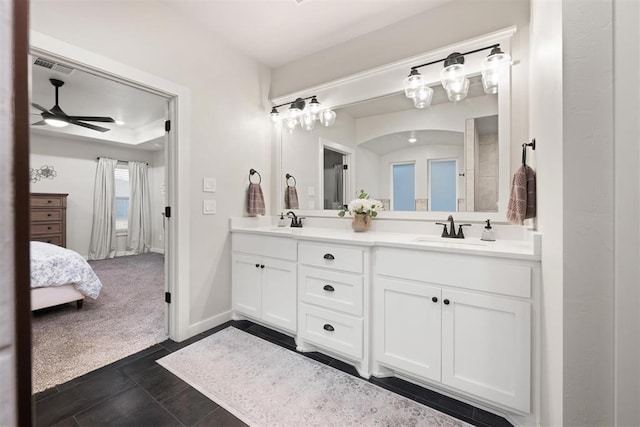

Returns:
33,57,75,75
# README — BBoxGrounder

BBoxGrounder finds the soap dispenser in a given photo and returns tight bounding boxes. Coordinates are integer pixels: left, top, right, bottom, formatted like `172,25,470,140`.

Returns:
481,219,496,241
277,212,286,227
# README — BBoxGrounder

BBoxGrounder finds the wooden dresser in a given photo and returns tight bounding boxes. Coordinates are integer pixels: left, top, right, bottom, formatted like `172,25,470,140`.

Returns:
30,193,68,247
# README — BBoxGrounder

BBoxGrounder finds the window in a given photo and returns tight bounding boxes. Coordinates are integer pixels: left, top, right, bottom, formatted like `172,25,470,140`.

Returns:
392,163,416,211
114,165,130,231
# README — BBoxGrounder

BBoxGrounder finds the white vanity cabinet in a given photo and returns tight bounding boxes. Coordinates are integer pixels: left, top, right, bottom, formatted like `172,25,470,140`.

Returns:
373,247,534,414
297,241,370,376
232,233,298,333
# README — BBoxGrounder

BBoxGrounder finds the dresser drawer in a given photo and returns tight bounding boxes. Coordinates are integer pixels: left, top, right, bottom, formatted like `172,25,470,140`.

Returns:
299,266,363,316
31,210,62,222
30,195,65,207
299,303,362,359
31,222,62,235
298,243,363,274
31,235,63,246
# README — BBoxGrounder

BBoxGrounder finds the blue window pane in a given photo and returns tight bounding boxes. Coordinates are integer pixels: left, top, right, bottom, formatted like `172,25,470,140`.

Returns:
116,197,129,220
392,163,415,211
430,160,457,212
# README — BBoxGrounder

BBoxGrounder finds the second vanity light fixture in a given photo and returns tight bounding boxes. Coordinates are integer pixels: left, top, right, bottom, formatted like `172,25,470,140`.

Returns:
403,44,512,109
270,96,336,133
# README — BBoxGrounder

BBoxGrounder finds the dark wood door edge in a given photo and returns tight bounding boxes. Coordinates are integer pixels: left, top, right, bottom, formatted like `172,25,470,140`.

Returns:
13,0,32,425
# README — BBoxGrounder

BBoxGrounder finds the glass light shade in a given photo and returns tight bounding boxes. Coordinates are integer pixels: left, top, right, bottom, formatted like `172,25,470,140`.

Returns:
44,117,69,128
300,112,316,131
270,107,280,123
319,109,336,127
403,70,424,99
412,85,434,109
285,117,297,134
308,97,322,118
441,63,469,101
481,51,511,94
288,105,302,120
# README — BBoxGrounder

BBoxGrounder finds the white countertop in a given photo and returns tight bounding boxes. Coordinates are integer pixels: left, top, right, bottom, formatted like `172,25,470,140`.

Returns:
230,224,541,261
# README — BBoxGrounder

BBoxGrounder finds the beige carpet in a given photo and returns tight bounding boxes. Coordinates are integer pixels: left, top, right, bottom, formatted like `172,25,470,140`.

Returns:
158,328,472,427
32,252,167,393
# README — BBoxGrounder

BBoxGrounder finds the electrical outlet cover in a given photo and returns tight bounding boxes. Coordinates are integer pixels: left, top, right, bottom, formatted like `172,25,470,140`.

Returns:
203,199,216,214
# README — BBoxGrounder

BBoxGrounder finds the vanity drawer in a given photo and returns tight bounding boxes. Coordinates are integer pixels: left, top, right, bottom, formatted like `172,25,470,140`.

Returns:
375,248,531,298
299,266,363,316
232,233,297,261
298,243,363,274
299,303,362,359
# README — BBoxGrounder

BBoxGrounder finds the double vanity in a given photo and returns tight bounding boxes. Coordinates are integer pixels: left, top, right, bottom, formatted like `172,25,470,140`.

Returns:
230,218,541,424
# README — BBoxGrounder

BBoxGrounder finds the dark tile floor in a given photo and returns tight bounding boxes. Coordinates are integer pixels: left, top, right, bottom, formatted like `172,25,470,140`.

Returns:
34,320,512,427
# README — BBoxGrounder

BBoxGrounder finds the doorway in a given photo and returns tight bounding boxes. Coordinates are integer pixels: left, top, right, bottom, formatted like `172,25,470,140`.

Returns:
319,138,354,210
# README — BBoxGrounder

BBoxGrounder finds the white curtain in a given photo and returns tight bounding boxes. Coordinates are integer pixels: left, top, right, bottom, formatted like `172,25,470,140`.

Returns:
88,158,118,260
127,161,151,254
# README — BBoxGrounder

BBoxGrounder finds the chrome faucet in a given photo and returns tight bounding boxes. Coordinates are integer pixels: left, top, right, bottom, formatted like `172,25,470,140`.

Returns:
286,211,304,228
435,215,471,239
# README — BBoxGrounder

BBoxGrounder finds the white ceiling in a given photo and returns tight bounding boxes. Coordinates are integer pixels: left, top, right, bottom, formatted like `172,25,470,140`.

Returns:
361,129,463,155
161,0,452,68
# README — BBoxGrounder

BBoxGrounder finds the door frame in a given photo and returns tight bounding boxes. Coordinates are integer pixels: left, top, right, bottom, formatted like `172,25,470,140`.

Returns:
427,158,459,212
318,137,354,210
29,31,191,341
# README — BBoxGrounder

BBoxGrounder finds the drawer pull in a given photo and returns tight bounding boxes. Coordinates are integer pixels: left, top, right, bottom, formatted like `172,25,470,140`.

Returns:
323,324,335,332
443,299,450,305
47,226,52,230
47,200,52,203
260,264,265,269
323,284,335,292
432,297,438,303
47,240,52,243
323,253,335,260
255,264,260,268
47,213,52,217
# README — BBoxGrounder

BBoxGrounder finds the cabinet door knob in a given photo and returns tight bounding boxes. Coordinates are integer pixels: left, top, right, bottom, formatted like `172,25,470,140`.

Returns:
323,324,334,332
323,285,335,292
432,297,438,303
323,253,335,260
255,264,260,268
260,264,265,269
443,299,450,305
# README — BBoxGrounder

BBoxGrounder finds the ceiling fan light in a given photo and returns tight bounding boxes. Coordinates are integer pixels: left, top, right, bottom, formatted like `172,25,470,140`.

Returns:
44,117,69,128
403,69,424,99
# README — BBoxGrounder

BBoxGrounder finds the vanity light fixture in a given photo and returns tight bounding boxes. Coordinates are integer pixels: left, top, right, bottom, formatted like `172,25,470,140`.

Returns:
403,43,512,107
269,96,336,133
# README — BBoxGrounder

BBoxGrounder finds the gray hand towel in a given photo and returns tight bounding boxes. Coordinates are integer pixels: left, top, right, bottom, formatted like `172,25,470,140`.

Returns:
507,164,536,225
285,185,299,209
247,183,265,216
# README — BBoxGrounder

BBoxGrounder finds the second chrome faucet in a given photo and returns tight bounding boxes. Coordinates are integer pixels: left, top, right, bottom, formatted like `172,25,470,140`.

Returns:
435,215,471,239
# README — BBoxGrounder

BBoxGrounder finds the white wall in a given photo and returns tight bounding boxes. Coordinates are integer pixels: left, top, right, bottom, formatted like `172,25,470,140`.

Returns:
30,0,272,333
29,133,163,258
613,1,640,425
529,0,563,424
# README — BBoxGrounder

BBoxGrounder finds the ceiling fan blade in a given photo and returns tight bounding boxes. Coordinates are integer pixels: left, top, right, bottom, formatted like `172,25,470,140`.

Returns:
69,120,111,133
31,120,46,126
66,116,115,123
32,103,50,113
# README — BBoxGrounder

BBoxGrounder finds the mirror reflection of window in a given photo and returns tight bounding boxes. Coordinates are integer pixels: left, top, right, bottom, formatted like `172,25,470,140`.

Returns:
429,159,457,212
391,163,415,211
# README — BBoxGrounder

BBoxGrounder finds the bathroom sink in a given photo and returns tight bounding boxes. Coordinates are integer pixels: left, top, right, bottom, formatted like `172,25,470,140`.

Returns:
412,236,488,246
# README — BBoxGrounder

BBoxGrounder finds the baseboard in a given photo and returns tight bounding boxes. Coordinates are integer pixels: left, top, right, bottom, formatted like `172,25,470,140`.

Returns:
151,247,165,254
186,310,233,339
115,250,137,257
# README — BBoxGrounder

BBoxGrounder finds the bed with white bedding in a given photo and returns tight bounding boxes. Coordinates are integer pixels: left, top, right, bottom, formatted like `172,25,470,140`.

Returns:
30,241,103,310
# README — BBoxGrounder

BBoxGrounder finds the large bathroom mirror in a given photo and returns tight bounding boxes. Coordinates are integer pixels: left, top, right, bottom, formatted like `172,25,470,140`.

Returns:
280,76,501,214
275,28,515,220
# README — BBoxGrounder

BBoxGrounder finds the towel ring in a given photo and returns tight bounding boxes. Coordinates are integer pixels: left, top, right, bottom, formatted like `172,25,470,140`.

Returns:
285,173,296,187
522,138,536,165
249,168,262,184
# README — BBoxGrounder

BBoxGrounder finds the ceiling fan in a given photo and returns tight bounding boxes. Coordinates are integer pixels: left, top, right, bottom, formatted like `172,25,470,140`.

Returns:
31,78,115,132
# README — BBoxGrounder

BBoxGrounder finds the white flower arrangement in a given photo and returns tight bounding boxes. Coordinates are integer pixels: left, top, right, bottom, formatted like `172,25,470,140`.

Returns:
338,190,384,218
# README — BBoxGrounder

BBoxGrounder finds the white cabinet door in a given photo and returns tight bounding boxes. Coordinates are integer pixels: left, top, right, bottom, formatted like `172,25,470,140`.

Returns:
375,277,442,382
262,259,297,333
232,254,262,318
441,289,531,413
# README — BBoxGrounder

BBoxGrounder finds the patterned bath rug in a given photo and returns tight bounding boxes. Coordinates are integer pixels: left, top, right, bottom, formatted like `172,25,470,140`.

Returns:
157,327,471,426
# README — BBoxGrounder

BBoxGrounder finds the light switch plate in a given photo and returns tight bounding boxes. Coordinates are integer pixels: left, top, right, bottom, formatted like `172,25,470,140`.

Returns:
203,200,216,215
307,186,315,196
203,177,216,193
